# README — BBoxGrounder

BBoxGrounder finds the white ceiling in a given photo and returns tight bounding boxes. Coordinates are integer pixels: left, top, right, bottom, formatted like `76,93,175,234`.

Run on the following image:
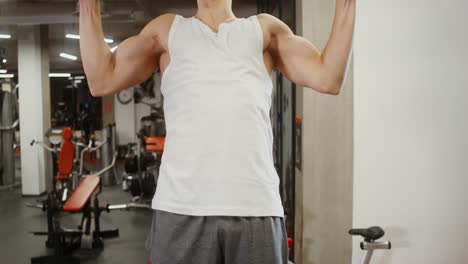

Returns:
0,0,258,73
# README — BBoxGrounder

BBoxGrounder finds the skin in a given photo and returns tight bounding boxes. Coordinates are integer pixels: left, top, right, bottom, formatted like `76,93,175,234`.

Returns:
79,0,356,97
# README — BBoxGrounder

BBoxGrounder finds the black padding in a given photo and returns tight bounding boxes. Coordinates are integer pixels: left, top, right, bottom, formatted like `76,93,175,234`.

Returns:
349,226,385,242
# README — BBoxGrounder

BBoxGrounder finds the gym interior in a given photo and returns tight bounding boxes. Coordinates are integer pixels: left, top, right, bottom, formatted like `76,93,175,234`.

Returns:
0,0,467,263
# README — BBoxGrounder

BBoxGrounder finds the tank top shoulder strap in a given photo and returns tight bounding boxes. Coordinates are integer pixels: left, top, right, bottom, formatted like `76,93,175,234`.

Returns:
246,15,265,54
167,15,184,54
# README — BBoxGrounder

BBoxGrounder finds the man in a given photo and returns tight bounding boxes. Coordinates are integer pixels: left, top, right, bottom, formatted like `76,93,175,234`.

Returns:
79,0,355,263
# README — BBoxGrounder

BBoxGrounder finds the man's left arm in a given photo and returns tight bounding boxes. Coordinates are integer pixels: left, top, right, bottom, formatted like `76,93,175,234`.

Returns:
259,0,356,95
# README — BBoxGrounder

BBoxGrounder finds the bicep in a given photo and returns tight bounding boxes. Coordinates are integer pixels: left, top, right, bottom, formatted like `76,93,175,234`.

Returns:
102,15,174,95
275,35,325,90
108,34,159,93
266,16,326,91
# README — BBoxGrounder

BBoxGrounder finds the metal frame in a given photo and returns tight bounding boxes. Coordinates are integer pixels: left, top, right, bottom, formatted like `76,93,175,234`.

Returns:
360,241,392,264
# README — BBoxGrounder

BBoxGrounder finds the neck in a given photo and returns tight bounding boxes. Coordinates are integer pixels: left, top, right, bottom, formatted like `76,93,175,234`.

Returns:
196,0,235,24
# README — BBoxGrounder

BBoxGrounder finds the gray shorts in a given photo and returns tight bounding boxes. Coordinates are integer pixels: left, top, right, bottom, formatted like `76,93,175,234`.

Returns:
145,210,288,264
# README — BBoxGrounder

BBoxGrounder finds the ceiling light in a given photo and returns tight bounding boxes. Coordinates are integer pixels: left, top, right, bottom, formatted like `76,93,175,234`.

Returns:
2,59,6,63
110,46,118,53
0,74,14,78
49,73,71,78
74,79,82,84
0,34,11,39
60,53,78,61
65,34,80,40
0,69,7,74
74,76,86,80
66,34,113,44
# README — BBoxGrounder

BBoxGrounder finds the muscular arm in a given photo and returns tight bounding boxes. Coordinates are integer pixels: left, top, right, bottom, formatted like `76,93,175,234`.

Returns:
79,0,174,97
260,0,356,95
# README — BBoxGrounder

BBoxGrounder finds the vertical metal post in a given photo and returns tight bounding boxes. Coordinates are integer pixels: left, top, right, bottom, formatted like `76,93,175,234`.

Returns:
1,82,16,186
101,124,115,186
361,249,374,264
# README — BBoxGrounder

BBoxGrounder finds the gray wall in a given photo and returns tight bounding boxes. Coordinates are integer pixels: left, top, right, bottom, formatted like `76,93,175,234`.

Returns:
353,0,468,263
296,0,354,263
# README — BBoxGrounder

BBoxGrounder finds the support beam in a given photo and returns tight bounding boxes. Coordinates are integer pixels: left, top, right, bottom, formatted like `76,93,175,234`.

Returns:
18,25,52,195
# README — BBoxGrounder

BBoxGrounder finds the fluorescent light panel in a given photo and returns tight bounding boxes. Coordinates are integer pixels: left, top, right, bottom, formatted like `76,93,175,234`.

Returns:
0,69,7,74
0,74,14,78
49,73,71,78
74,76,86,80
0,34,11,39
66,34,113,43
65,34,80,40
60,53,78,61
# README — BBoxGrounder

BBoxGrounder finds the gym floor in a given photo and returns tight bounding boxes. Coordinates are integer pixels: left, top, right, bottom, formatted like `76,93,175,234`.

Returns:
0,184,152,264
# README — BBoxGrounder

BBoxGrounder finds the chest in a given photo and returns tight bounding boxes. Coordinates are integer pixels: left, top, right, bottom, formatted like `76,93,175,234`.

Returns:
159,17,274,76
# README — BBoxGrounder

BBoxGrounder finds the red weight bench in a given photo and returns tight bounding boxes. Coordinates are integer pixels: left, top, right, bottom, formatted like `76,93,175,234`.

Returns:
63,176,100,212
31,175,119,264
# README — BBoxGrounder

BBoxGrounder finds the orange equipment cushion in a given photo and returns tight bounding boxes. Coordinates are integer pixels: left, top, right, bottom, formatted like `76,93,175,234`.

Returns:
63,176,100,212
57,128,74,180
62,127,73,141
146,137,165,154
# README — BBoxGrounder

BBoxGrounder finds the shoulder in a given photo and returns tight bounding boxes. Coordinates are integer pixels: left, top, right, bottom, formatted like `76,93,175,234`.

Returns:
137,14,178,51
256,13,279,25
143,14,178,35
255,14,294,51
256,13,293,36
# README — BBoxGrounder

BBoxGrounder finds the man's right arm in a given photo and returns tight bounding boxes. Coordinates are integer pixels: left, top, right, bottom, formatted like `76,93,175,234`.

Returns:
79,0,174,97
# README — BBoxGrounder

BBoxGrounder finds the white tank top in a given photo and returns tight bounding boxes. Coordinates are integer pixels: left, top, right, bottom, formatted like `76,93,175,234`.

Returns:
152,15,284,217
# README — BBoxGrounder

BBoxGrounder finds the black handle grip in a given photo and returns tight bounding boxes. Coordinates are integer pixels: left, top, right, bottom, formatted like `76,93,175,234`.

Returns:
349,226,385,242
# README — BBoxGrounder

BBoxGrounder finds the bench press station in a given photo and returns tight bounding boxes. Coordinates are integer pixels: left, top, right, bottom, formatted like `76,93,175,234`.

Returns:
30,153,119,264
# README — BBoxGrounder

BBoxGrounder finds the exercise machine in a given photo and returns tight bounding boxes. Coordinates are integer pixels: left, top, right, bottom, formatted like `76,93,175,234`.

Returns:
122,140,159,202
30,127,77,204
100,124,118,186
122,106,165,205
349,226,391,264
28,126,112,208
30,153,119,264
0,79,19,189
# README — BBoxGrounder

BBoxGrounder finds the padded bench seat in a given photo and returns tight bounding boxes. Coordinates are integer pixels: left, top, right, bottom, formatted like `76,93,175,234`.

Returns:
63,176,100,213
